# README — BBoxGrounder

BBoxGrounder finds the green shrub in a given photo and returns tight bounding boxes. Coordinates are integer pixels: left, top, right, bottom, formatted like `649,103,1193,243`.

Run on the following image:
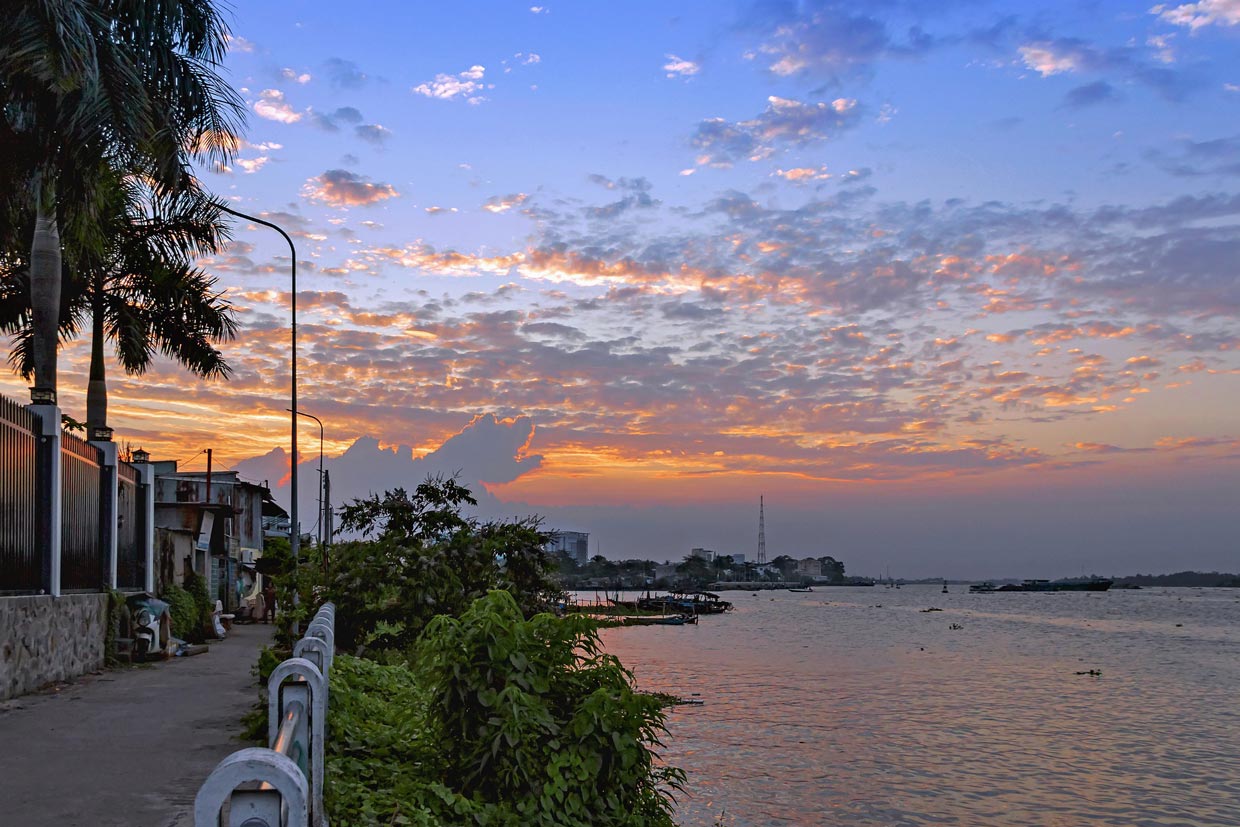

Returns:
320,592,683,827
183,569,213,642
162,584,198,640
417,591,682,826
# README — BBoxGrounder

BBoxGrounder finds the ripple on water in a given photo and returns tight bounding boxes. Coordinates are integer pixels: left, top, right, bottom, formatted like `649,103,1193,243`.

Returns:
595,587,1240,827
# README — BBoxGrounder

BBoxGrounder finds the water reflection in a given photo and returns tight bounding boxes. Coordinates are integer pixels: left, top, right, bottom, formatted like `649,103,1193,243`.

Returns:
595,586,1240,826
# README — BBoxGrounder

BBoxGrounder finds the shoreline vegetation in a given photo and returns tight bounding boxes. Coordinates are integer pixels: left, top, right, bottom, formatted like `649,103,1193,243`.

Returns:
254,478,684,827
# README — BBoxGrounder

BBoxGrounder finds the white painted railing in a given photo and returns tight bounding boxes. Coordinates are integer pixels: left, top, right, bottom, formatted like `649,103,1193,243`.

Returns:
195,602,335,827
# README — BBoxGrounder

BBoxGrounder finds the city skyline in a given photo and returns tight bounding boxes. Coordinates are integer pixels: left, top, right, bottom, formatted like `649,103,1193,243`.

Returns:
3,1,1237,575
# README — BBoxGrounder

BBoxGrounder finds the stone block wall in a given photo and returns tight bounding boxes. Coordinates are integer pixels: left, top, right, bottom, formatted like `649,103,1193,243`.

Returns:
0,594,108,701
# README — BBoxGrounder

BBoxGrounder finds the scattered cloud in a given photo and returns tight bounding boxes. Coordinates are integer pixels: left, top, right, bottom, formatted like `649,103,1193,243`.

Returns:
690,96,861,166
772,166,831,182
324,58,369,88
1063,80,1120,108
482,193,529,213
425,206,458,215
1152,0,1240,29
311,106,364,131
355,124,393,145
663,54,700,78
1146,134,1240,176
302,169,400,207
753,4,933,83
281,68,312,84
225,34,256,53
412,65,490,104
236,156,270,174
253,89,302,123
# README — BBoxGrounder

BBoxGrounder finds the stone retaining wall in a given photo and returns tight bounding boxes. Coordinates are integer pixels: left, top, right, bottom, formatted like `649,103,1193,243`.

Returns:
0,594,108,700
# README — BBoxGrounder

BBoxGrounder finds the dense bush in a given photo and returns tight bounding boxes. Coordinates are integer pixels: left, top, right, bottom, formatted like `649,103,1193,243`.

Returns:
306,476,562,655
322,592,682,827
161,584,199,640
418,591,683,826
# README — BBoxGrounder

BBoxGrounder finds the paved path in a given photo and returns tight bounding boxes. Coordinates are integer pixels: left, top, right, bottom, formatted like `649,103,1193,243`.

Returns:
0,622,274,827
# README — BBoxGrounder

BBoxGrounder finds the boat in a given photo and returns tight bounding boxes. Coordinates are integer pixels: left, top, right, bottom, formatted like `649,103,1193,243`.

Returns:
652,614,697,625
969,582,995,593
788,587,813,593
995,578,1113,592
637,591,733,614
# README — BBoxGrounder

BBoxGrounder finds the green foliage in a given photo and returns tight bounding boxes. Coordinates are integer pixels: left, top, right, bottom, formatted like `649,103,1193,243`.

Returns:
161,583,198,640
181,569,212,643
416,591,683,826
321,593,683,827
321,476,561,654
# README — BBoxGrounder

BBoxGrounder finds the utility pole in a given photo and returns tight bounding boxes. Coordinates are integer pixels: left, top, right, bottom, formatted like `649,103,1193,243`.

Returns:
205,448,213,503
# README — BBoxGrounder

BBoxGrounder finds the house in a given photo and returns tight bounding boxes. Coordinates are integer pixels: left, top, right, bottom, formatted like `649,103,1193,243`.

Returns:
152,461,271,612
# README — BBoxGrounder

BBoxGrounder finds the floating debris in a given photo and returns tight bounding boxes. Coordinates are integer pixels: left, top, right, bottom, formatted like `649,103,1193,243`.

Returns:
1075,669,1102,676
948,623,964,630
920,607,943,613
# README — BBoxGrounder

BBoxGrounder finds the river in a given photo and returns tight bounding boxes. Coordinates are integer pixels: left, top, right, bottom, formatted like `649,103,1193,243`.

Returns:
593,585,1240,826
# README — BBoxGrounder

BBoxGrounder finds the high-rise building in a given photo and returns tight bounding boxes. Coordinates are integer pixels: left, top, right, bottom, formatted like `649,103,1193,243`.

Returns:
546,530,590,566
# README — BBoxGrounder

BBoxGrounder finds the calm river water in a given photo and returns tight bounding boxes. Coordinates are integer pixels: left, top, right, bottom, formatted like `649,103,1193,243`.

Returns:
594,585,1240,827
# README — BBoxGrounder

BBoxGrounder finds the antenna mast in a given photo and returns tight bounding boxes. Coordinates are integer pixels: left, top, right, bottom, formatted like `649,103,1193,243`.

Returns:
757,495,766,565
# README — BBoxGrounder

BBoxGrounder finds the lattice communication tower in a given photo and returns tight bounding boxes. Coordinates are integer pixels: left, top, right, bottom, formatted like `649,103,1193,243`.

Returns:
757,495,766,565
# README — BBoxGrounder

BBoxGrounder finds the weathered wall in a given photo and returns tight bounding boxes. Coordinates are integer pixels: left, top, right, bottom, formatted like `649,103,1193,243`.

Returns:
0,594,108,701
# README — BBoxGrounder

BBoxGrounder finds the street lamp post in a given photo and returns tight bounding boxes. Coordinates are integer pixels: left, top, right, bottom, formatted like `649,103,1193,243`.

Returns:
218,203,299,629
288,408,324,552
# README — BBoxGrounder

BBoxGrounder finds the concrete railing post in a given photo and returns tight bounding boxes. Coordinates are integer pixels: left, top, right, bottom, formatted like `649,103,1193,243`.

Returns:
269,657,327,826
195,604,334,827
193,748,308,827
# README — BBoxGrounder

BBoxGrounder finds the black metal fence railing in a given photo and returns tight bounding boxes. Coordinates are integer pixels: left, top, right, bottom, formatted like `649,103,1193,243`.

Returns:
61,432,103,592
0,396,39,594
117,461,144,590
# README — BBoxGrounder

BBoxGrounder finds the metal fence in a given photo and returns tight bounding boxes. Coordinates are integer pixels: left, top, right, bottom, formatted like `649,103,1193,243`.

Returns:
117,461,144,590
61,431,103,592
0,396,39,594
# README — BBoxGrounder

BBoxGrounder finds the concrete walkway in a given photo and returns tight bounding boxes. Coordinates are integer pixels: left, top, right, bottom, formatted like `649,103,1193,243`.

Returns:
0,621,274,827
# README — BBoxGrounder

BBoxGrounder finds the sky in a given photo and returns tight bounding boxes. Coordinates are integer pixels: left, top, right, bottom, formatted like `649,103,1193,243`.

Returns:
6,0,1239,577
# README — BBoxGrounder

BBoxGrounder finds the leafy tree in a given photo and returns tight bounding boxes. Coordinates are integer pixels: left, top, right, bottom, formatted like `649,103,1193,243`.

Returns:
321,476,561,654
0,0,243,400
818,555,845,583
675,554,713,587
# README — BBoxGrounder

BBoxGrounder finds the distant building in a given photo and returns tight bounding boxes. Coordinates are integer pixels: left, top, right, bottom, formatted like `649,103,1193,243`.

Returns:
796,557,822,577
152,462,270,612
547,530,590,566
689,547,716,562
730,553,746,565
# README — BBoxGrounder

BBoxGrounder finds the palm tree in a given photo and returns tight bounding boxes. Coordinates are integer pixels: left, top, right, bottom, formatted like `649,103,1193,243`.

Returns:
0,170,238,431
0,0,243,402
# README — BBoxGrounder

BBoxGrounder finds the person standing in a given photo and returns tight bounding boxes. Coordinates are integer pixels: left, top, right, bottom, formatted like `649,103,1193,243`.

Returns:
262,580,277,623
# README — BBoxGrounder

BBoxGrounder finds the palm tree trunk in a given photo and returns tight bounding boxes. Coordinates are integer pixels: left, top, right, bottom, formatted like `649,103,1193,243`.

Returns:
86,291,107,431
30,182,61,397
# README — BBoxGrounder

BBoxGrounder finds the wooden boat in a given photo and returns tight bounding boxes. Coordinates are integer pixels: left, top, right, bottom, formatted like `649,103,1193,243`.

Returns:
637,591,733,614
787,587,813,593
